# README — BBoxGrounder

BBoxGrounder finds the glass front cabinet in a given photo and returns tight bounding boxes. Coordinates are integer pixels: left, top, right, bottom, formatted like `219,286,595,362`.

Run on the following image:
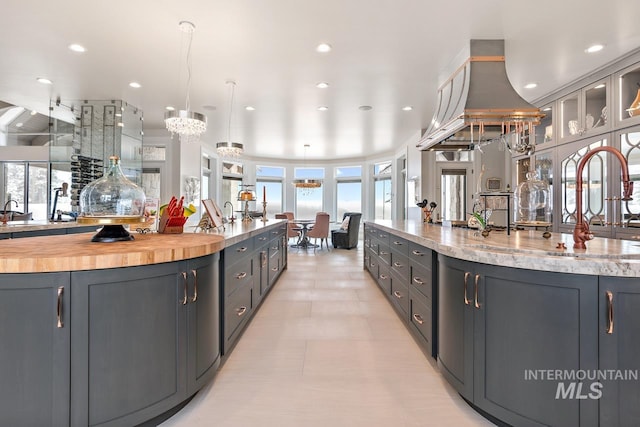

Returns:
558,78,610,143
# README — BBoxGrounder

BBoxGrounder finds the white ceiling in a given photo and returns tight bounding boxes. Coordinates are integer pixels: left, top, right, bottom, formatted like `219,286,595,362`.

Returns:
1,0,640,160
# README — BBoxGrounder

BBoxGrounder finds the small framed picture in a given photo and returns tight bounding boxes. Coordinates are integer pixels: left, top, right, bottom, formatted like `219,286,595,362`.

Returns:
486,177,502,191
202,199,224,229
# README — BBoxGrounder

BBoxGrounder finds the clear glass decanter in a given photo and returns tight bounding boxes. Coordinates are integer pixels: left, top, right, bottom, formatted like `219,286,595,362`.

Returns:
514,171,551,224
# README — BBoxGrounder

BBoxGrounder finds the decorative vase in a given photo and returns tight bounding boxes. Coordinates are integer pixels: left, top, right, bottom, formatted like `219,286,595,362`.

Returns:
629,89,640,117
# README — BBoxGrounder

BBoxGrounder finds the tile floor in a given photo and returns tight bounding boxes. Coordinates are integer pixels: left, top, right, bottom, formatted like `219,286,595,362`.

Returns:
161,242,495,427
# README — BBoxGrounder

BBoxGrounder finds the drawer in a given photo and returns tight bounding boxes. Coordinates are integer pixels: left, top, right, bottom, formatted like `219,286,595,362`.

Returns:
224,282,253,346
389,236,409,257
224,256,253,297
410,263,433,301
254,232,270,247
377,264,391,295
410,290,433,354
390,251,409,283
390,272,409,317
268,256,281,284
375,228,390,246
377,243,391,266
409,242,432,269
225,239,255,266
269,226,285,240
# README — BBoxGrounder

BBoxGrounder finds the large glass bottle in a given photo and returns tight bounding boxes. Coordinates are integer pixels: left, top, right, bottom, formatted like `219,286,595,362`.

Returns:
514,171,551,224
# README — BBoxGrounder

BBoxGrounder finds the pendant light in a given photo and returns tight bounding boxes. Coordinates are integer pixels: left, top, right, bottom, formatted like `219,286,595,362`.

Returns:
216,80,244,158
293,144,322,194
164,21,207,143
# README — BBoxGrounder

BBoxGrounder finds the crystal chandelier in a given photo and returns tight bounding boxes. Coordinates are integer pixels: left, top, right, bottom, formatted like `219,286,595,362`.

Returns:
165,21,207,143
216,80,244,157
293,144,322,194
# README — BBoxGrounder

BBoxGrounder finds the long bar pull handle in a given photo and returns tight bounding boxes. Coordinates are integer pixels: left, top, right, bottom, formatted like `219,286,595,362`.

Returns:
181,272,188,305
606,291,614,334
57,286,64,328
463,272,470,305
474,274,481,309
190,270,198,303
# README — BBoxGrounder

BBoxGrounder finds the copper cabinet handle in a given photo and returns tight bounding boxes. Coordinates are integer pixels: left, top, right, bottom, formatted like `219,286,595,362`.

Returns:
236,272,247,280
606,291,614,334
181,272,188,305
413,313,424,325
393,262,403,268
190,269,198,303
463,272,470,305
57,286,64,328
411,250,424,256
474,274,481,309
393,291,403,299
236,306,247,316
413,277,424,286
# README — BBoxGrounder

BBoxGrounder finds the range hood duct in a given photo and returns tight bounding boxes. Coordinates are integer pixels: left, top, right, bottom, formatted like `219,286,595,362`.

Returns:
417,39,544,151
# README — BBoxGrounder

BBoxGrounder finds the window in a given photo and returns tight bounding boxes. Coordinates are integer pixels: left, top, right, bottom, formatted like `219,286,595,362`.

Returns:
336,166,362,220
374,161,392,219
294,167,324,218
221,161,243,208
440,169,468,221
257,166,284,217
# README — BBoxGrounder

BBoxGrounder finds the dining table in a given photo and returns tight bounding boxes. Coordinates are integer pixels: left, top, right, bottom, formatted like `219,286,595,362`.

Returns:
290,219,316,249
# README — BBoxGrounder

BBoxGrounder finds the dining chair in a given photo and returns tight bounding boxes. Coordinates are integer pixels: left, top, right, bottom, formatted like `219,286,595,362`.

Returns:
306,212,330,249
276,213,301,243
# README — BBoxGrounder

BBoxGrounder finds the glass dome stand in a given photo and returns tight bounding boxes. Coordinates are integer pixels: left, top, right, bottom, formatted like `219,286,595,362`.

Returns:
78,217,143,242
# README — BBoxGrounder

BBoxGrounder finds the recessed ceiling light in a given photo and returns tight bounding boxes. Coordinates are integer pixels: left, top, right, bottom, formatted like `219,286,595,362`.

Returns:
129,82,141,88
594,83,606,89
245,106,255,111
36,77,52,85
359,105,373,111
318,106,329,111
165,106,175,111
15,123,23,128
524,83,538,89
316,82,329,89
402,106,413,111
316,43,332,53
68,44,86,53
543,107,552,112
30,110,37,116
585,44,604,53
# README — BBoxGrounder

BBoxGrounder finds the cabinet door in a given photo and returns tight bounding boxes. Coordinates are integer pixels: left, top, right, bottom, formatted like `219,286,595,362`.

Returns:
186,254,220,395
599,277,640,427
0,272,70,427
71,262,186,427
437,255,474,400
474,265,598,427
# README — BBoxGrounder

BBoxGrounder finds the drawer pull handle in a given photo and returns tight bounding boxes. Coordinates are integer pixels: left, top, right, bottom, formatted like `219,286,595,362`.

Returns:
412,250,424,256
371,262,377,267
190,269,198,303
258,237,267,241
56,286,64,328
413,277,424,286
474,274,481,309
393,291,403,299
181,272,188,305
606,291,614,334
236,272,247,280
364,256,370,261
393,241,403,246
261,251,267,268
236,306,247,316
379,274,388,280
271,267,279,272
393,262,403,268
463,272,471,305
413,313,424,325
237,247,248,252
379,251,388,255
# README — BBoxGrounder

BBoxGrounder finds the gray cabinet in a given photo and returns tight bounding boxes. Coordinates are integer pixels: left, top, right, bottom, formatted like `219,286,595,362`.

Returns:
70,255,219,427
0,272,70,427
439,255,599,427
598,277,640,427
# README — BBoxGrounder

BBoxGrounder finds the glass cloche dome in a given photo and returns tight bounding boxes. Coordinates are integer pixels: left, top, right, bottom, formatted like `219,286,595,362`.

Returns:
514,171,551,225
77,156,146,242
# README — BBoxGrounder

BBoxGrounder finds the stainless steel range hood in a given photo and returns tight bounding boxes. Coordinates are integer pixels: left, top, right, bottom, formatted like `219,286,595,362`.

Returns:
417,39,543,151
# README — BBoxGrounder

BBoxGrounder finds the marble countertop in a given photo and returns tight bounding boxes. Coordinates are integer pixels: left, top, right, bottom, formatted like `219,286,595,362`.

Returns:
193,218,286,246
366,220,640,277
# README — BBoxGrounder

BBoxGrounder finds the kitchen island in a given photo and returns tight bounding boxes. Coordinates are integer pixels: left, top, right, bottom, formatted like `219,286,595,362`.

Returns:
365,220,640,427
0,219,287,427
